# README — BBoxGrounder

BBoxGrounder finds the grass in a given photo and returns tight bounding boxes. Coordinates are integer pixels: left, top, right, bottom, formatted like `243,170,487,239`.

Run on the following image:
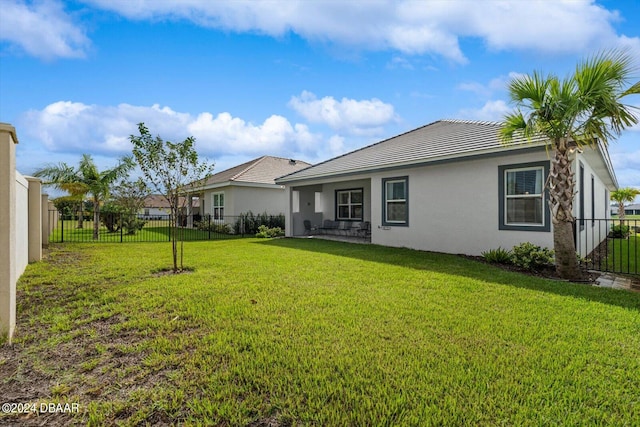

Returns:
49,219,242,243
607,235,639,275
2,239,640,425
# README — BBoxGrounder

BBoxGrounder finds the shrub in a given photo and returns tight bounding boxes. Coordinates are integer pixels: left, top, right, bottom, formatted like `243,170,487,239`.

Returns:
121,216,146,235
255,225,284,238
608,224,631,239
234,211,285,235
195,218,231,234
481,247,512,264
510,242,555,271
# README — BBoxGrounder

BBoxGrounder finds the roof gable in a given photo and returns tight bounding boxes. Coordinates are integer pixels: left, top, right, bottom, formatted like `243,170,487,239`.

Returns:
200,156,312,187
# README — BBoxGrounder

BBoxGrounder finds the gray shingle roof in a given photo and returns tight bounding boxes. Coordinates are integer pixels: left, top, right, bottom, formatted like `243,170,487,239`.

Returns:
277,120,548,182
200,155,312,187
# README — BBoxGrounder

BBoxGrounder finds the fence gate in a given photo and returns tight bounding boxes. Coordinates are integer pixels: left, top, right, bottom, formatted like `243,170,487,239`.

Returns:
575,218,639,275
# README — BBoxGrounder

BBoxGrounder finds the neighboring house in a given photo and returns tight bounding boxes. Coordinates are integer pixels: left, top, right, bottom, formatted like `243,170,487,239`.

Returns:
186,156,311,222
276,119,617,257
623,203,640,216
139,194,200,219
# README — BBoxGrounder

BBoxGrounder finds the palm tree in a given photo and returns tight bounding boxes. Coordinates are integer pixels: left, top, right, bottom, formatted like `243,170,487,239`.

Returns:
501,50,640,280
611,187,640,221
35,154,134,240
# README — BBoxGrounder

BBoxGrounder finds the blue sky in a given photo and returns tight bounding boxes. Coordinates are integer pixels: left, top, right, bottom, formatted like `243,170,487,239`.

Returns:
1,0,639,193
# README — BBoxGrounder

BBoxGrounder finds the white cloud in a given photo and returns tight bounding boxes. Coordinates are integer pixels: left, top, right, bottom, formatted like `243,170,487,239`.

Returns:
21,101,322,160
0,0,90,60
81,0,639,62
458,100,511,122
288,91,397,135
458,72,526,97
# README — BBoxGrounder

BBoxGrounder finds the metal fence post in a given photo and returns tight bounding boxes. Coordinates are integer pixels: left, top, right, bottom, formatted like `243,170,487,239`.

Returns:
61,212,64,243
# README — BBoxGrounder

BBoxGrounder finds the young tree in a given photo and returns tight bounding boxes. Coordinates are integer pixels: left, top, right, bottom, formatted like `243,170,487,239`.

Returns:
130,123,213,272
35,154,134,239
611,187,640,221
501,50,639,280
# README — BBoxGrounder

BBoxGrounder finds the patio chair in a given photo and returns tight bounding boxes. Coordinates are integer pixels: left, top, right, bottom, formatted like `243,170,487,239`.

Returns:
303,220,313,235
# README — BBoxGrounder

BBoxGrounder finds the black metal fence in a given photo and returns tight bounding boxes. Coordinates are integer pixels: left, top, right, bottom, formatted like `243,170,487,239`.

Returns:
574,218,639,275
47,210,285,243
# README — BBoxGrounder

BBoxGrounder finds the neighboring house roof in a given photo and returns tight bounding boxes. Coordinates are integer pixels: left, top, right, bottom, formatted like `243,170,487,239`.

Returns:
275,120,616,186
195,155,312,190
143,194,199,208
624,203,640,210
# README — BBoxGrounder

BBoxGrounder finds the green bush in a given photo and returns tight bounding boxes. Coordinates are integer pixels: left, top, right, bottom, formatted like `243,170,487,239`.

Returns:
481,247,512,264
121,216,146,235
608,224,631,239
234,211,285,235
510,242,555,271
255,225,284,238
195,218,231,234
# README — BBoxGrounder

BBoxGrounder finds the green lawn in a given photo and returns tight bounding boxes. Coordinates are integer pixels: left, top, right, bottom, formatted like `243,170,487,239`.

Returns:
2,239,640,425
607,235,639,275
49,219,242,243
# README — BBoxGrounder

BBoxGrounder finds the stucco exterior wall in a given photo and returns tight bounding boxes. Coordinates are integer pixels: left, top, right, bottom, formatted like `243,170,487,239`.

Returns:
15,172,29,277
202,185,288,218
573,151,613,257
232,186,288,216
368,150,555,255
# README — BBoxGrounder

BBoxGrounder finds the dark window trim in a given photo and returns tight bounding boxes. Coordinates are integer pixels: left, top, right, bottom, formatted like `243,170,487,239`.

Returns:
335,187,364,221
498,161,550,232
382,176,409,227
579,162,585,230
591,174,595,227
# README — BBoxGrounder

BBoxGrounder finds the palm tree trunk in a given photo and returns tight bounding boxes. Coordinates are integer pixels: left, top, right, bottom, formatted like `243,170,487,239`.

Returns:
548,144,582,280
77,202,84,229
618,201,626,221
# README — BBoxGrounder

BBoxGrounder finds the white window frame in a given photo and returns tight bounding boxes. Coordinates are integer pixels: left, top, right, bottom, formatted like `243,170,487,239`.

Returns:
336,188,363,220
212,192,224,220
383,177,408,226
504,166,544,227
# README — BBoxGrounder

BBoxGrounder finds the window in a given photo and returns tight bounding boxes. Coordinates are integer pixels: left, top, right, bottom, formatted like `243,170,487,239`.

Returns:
591,175,595,226
292,191,300,213
212,192,224,220
336,189,363,220
579,162,584,230
498,162,549,232
315,192,323,213
383,177,408,226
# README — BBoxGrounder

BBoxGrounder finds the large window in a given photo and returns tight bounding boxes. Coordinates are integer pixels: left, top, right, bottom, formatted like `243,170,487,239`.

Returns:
498,162,549,232
336,189,363,220
212,192,224,220
579,162,585,230
383,177,408,226
591,174,595,226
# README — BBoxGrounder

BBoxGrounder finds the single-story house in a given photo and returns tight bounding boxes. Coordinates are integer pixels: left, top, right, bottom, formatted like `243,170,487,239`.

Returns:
139,194,200,219
623,203,640,216
185,155,311,224
275,119,617,257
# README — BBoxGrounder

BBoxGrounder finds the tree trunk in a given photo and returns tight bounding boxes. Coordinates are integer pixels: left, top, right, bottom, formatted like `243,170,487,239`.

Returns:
618,201,626,221
77,202,84,229
548,142,583,280
171,206,178,273
93,197,100,240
